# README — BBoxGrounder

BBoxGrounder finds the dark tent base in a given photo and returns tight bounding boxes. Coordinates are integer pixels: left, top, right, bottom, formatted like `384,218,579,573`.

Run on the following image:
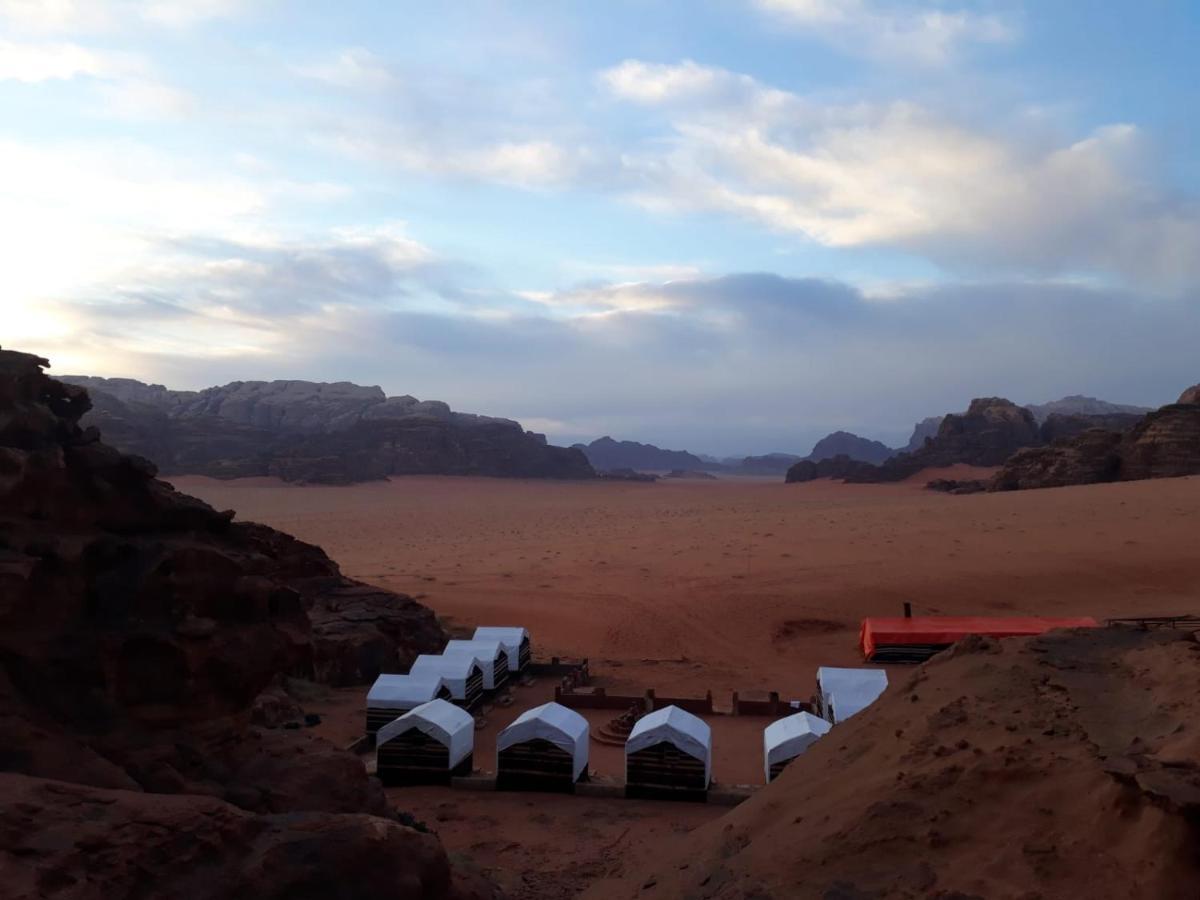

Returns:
378,753,473,786
866,642,951,664
624,782,709,802
626,742,710,802
496,738,584,794
767,758,794,783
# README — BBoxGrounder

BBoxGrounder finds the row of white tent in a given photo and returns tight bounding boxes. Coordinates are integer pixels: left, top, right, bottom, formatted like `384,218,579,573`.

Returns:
375,664,889,787
367,627,530,719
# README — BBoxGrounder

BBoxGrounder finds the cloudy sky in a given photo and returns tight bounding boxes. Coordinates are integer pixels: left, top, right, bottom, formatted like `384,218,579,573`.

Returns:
4,1,1198,454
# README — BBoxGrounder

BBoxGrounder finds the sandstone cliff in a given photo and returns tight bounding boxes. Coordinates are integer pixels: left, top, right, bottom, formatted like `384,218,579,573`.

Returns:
0,347,491,899
62,375,592,484
996,389,1200,491
789,397,1039,483
806,430,895,464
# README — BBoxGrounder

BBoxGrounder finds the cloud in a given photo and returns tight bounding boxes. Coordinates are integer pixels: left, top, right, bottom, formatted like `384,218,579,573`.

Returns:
0,38,192,118
601,61,1200,291
752,0,1016,66
0,0,252,31
21,225,1200,456
292,47,397,90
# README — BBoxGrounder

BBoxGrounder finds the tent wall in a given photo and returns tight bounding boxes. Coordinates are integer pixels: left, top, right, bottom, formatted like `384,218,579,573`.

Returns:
626,742,710,801
497,738,583,792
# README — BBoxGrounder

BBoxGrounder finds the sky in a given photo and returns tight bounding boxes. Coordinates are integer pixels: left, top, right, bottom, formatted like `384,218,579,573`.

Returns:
3,0,1199,455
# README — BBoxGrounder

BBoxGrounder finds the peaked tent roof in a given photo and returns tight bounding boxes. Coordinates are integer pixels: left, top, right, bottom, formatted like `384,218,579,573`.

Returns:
376,699,474,768
817,667,889,724
626,705,712,782
442,644,504,689
366,673,446,709
497,701,589,780
410,654,483,697
472,627,529,661
763,711,831,780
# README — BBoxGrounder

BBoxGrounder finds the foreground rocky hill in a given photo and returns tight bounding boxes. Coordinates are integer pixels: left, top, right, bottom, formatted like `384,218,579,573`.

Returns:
587,627,1200,899
0,347,493,899
63,375,592,484
994,384,1200,491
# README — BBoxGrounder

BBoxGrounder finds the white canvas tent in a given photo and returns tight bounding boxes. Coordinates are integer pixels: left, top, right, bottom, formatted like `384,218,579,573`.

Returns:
497,701,589,782
763,711,831,781
816,667,888,724
471,627,530,673
410,654,484,703
625,705,712,783
365,673,449,735
443,640,508,690
367,673,447,710
377,699,474,770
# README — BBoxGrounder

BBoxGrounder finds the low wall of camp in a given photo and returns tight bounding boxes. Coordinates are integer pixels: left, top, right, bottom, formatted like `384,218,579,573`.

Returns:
553,686,813,717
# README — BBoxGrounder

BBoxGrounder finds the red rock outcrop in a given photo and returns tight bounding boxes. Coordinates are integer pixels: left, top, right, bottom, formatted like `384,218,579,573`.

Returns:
586,627,1200,899
2,773,495,900
788,397,1040,483
0,347,493,899
63,374,593,484
993,388,1200,491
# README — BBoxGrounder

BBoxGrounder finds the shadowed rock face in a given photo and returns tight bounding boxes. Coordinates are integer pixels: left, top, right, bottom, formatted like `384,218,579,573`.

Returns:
61,374,592,484
0,347,492,899
789,398,1040,483
994,390,1200,491
574,436,705,472
806,431,895,465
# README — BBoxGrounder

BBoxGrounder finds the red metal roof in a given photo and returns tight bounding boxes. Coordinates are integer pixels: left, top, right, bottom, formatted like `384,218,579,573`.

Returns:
860,616,1100,660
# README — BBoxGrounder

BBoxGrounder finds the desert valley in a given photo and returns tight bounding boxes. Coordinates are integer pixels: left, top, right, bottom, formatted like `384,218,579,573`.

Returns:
5,4,1200,898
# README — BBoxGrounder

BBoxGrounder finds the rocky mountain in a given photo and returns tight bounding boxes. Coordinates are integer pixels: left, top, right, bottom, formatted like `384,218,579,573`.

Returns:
904,395,1153,453
807,430,895,464
573,436,705,472
62,375,592,484
1025,394,1153,423
0,347,493,899
790,397,1041,484
994,385,1200,491
904,415,945,452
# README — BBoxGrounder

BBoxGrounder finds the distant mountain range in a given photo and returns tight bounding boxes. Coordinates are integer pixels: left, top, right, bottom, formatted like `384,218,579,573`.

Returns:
571,436,706,472
61,376,594,484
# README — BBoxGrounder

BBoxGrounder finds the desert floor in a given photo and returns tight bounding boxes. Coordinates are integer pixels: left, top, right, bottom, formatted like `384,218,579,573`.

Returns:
175,470,1200,898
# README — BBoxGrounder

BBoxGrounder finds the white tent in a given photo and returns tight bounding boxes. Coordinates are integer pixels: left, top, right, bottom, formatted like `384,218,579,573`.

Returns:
496,701,589,781
367,673,446,710
443,640,508,689
816,667,889,724
625,705,712,783
471,627,529,671
376,699,474,769
763,711,831,781
410,654,483,700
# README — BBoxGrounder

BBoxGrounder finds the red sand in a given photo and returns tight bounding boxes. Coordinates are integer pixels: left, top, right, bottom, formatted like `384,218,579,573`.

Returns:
175,472,1200,897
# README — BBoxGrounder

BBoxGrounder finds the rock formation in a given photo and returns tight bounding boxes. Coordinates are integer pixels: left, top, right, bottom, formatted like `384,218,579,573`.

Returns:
806,430,895,464
784,454,881,484
573,436,705,472
62,374,592,484
904,414,945,451
993,388,1200,491
1037,411,1145,444
0,347,491,899
1024,394,1153,423
789,398,1040,484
